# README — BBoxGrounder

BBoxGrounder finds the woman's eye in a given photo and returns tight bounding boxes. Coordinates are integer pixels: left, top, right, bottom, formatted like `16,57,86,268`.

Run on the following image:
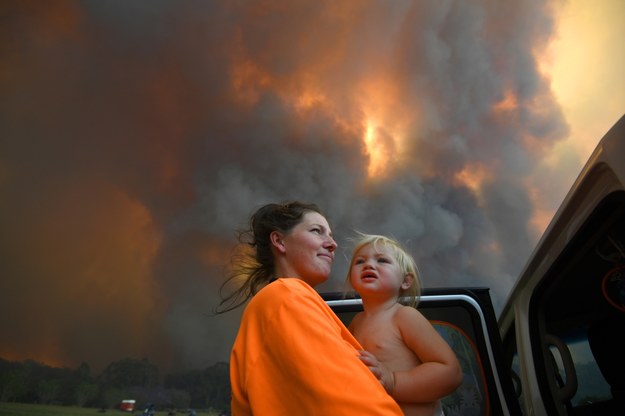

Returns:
311,228,321,234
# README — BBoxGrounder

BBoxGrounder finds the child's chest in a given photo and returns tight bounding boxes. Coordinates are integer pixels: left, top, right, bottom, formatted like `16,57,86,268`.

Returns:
353,316,419,367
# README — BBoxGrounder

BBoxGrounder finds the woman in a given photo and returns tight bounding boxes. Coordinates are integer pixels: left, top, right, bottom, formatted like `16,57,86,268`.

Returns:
218,201,402,415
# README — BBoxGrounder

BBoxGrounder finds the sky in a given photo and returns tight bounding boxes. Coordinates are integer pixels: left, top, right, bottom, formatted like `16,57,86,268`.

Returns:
1,0,624,373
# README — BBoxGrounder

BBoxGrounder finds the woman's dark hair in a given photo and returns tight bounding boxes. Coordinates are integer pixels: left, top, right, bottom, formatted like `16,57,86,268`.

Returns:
215,201,324,313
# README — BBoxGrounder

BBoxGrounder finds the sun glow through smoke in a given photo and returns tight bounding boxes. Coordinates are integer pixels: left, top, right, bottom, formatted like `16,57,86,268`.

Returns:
364,119,386,178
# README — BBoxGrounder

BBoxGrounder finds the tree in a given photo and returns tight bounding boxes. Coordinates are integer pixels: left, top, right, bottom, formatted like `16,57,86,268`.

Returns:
204,362,230,411
103,387,126,409
76,362,92,379
0,368,28,402
169,389,191,409
74,382,99,407
99,358,159,389
36,379,61,404
165,361,230,410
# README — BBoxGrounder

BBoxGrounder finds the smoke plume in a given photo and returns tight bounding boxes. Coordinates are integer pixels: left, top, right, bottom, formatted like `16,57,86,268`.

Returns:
0,0,570,371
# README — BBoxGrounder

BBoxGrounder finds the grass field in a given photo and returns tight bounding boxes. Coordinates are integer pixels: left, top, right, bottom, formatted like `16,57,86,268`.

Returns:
0,403,219,416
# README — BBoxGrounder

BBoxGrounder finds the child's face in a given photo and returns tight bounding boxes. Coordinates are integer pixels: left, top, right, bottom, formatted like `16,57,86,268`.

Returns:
350,243,410,298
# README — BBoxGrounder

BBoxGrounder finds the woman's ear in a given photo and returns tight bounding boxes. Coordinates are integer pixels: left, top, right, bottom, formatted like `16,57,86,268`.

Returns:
270,231,287,254
401,273,414,290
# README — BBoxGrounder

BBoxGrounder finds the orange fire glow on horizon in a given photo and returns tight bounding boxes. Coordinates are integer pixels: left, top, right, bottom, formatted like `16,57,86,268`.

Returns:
0,349,66,369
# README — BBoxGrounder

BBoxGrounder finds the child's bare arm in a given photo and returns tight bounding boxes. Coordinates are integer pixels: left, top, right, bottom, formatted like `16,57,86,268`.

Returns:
391,307,463,403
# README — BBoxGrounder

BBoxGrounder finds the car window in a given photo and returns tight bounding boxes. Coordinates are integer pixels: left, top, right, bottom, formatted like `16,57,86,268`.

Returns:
548,329,611,407
433,321,489,415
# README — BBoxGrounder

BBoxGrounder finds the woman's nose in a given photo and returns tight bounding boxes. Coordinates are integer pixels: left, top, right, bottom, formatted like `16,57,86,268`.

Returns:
325,237,337,252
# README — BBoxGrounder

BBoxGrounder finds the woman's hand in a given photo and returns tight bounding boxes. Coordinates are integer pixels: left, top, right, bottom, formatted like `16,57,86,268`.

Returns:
357,350,395,395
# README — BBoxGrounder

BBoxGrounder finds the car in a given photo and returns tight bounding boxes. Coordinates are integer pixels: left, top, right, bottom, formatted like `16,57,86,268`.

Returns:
325,113,625,416
498,113,625,416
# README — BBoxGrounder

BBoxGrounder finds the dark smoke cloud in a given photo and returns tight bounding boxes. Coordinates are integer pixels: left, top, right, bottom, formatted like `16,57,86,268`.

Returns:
0,0,569,371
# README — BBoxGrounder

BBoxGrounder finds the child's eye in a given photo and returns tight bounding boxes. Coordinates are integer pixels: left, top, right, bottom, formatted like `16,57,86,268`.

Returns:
378,257,390,263
354,258,365,265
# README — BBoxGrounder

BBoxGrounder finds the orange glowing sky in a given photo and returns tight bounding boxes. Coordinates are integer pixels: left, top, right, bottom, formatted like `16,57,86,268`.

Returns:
530,0,625,235
549,0,625,160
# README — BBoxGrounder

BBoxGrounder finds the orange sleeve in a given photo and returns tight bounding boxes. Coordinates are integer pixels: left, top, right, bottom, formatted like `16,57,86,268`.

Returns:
230,279,402,415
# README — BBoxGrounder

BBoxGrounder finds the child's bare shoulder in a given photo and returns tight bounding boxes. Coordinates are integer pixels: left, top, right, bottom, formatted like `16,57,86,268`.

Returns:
348,310,365,330
393,304,429,325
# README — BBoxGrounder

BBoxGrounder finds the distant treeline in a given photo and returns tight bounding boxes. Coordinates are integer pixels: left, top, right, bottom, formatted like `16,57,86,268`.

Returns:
0,357,230,412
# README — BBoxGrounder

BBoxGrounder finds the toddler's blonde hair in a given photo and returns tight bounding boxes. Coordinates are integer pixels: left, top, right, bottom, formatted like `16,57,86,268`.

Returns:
345,232,422,307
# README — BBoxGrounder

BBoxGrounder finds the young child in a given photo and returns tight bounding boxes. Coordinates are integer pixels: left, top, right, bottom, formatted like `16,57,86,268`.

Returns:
346,233,463,416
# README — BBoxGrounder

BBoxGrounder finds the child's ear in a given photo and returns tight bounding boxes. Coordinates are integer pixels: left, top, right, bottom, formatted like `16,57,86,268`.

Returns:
270,231,287,254
401,273,414,290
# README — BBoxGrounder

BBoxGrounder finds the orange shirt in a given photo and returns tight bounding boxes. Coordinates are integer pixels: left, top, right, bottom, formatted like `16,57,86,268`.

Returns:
230,278,403,415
